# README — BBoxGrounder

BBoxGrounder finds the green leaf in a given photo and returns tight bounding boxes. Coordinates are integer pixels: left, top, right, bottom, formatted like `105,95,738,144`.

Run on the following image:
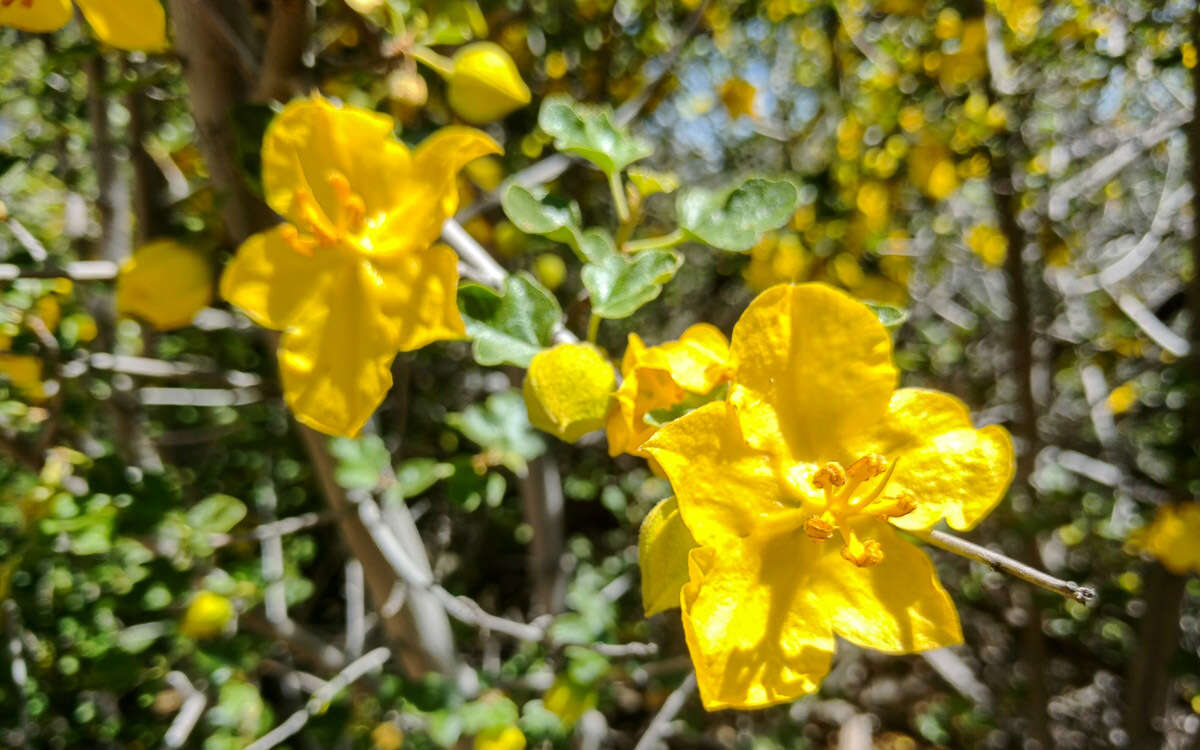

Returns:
499,184,583,248
460,696,520,734
564,646,611,687
644,383,729,428
447,390,546,474
538,94,653,174
330,435,390,490
627,167,680,196
425,0,487,45
677,177,800,252
392,458,455,500
582,236,682,319
186,495,247,534
458,272,562,368
866,302,909,332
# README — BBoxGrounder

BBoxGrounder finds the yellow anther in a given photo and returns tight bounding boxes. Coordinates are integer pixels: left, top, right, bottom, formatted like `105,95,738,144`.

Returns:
342,194,366,233
280,225,312,257
327,172,351,201
840,533,884,567
293,190,337,246
811,462,846,490
847,453,887,482
803,514,836,541
868,493,917,521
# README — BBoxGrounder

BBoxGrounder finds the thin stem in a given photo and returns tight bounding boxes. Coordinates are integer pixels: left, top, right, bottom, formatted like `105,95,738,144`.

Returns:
587,314,601,344
632,670,697,750
623,228,686,254
411,45,455,78
915,528,1095,604
608,170,631,224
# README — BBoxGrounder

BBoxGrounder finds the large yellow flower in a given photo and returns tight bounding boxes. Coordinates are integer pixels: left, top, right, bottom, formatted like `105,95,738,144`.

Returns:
606,324,731,459
221,97,499,437
641,283,1014,710
1128,503,1200,576
0,0,167,52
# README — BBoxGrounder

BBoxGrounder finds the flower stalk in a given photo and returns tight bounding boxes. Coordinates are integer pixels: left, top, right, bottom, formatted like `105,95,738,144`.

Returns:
623,228,686,254
914,528,1095,604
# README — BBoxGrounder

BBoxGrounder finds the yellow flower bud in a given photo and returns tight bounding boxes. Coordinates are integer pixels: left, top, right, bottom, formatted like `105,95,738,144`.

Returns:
372,722,404,750
179,592,234,640
532,253,566,291
473,726,525,750
117,240,213,331
447,42,531,125
523,343,616,442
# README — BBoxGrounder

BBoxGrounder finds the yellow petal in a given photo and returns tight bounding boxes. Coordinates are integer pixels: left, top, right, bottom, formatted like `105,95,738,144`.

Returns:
117,240,213,330
658,323,731,393
261,97,412,230
75,0,167,51
523,343,616,442
179,591,234,640
682,540,835,710
219,226,336,331
1129,504,1200,576
542,676,597,727
0,0,71,32
643,401,793,548
856,388,1015,532
729,284,896,462
373,243,466,351
809,519,963,652
638,497,697,616
374,126,502,256
606,366,685,458
447,42,532,125
277,264,398,437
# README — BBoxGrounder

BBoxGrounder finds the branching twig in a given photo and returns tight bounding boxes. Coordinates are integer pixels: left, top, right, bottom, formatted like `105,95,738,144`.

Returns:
632,671,697,750
916,528,1095,604
245,647,391,750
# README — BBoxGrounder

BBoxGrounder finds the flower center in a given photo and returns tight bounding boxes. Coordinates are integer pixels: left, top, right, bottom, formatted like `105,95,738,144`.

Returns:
281,171,369,256
789,453,915,567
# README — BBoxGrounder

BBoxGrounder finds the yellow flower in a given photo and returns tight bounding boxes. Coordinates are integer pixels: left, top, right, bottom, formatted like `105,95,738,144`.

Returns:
179,591,234,640
1128,504,1200,576
117,240,213,331
524,343,616,442
0,353,44,399
221,97,499,437
641,284,1014,710
606,324,732,459
743,233,810,292
967,224,1007,267
473,726,526,750
447,42,532,125
719,78,757,120
0,0,167,51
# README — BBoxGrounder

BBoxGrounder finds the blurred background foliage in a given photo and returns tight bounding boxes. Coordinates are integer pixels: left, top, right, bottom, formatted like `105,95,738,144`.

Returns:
1,0,1200,748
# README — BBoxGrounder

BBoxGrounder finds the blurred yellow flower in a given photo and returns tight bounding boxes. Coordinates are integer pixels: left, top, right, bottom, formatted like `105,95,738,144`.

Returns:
606,324,732,459
0,353,44,400
719,77,757,120
447,42,532,124
221,97,499,436
542,676,597,726
1129,504,1200,576
371,723,404,750
1106,382,1138,415
524,343,616,442
641,284,1014,710
473,726,525,750
0,0,167,51
967,224,1007,267
744,232,809,291
909,138,959,201
117,240,213,331
179,591,234,640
